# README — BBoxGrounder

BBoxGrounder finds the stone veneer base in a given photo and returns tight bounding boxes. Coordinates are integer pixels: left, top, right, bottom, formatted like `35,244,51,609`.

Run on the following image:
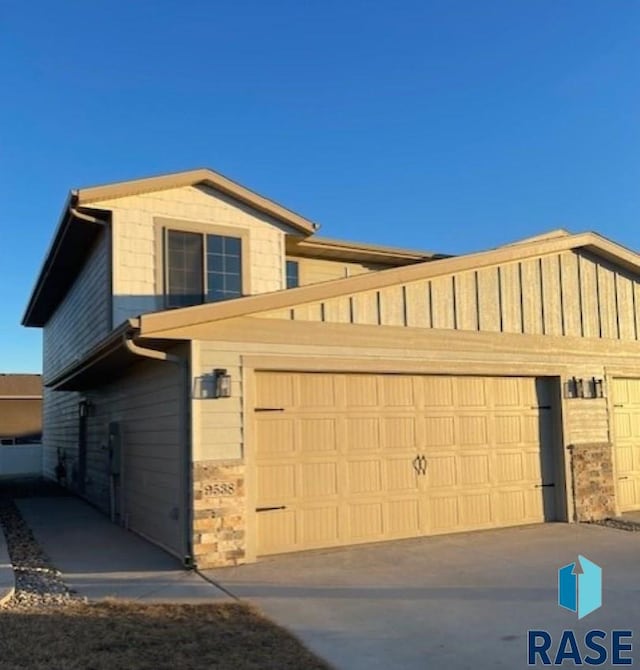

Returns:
570,442,616,522
192,460,246,568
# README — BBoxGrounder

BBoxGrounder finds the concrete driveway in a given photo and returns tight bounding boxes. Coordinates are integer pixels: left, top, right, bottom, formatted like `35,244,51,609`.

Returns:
206,523,640,670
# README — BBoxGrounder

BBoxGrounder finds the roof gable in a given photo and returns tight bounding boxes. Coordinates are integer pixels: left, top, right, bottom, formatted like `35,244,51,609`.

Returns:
75,168,318,235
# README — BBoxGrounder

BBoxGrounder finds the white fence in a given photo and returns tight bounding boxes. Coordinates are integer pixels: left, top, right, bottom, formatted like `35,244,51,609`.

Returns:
0,444,42,477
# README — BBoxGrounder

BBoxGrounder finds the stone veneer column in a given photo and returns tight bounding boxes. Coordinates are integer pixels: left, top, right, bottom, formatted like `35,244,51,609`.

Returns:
569,443,616,521
192,461,246,568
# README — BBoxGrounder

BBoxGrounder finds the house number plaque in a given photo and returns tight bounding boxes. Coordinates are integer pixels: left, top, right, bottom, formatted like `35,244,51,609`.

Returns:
203,481,236,497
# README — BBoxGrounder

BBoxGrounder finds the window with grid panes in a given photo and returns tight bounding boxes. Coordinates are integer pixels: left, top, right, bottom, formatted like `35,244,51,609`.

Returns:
165,230,243,307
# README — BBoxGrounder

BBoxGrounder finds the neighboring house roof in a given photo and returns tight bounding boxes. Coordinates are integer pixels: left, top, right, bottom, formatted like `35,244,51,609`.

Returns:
138,230,640,336
22,168,320,328
0,374,42,441
0,374,42,398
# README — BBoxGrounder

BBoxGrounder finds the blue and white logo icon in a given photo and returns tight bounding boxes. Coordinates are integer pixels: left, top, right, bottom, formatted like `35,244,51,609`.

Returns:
558,555,602,619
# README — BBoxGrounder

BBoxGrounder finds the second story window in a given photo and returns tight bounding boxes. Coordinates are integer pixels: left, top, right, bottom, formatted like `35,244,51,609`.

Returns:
166,230,243,308
286,260,299,289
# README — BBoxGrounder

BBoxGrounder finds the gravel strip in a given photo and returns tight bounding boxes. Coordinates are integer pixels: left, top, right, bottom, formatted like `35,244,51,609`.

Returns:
0,497,82,610
593,517,640,532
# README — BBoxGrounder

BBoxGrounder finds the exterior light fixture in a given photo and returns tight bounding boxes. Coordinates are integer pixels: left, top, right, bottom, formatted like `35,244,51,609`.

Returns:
214,369,232,398
78,399,93,418
593,377,605,398
565,377,579,399
564,376,605,400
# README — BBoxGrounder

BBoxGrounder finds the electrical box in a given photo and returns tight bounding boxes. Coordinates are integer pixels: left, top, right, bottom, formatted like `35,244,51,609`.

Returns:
108,421,122,476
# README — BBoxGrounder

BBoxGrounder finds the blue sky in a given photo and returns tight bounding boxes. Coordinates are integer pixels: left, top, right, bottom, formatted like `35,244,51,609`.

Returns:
1,1,638,372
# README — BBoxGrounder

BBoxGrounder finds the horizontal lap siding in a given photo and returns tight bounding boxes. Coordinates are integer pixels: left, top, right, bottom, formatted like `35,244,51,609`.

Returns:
565,400,609,445
43,233,110,380
43,355,185,556
42,387,80,483
192,346,243,461
257,250,640,342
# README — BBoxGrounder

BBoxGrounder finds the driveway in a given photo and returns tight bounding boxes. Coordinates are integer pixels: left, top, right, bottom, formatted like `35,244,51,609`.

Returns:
206,523,640,670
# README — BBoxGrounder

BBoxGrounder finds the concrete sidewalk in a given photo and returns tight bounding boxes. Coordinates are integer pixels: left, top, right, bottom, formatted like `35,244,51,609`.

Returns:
0,522,14,605
16,497,231,602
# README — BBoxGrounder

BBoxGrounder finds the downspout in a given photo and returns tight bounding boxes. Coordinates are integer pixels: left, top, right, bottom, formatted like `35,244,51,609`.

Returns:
124,334,195,569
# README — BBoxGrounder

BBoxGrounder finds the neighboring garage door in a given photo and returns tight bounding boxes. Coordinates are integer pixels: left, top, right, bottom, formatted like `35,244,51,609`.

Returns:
613,378,640,511
255,372,558,556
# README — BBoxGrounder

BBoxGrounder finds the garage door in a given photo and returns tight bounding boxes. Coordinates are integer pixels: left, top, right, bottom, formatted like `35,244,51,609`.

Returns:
613,378,640,511
255,372,558,556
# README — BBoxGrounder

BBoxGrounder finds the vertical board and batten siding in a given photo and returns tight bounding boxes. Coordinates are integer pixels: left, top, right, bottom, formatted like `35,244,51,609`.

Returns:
42,355,185,557
93,185,301,327
42,232,110,380
257,250,640,343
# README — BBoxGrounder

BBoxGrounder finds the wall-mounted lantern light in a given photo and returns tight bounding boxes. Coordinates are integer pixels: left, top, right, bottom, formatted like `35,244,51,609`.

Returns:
564,376,605,399
78,399,94,418
565,377,580,399
213,369,232,398
593,377,605,398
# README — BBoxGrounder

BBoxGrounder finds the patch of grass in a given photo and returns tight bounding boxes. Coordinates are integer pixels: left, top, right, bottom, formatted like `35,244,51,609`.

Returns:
0,600,332,670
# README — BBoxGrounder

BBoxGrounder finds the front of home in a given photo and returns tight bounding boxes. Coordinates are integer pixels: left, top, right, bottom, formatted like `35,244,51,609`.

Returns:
23,169,640,568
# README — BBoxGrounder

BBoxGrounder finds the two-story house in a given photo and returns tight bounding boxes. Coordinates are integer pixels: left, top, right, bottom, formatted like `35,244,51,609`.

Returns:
23,168,640,568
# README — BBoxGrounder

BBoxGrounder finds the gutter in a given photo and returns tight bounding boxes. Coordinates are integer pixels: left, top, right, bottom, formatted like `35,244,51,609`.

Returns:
69,207,107,225
124,334,195,569
22,201,109,327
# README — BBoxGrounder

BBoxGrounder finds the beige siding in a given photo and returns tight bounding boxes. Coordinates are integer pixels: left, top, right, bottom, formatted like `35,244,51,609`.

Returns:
94,185,300,326
256,250,640,342
43,354,185,556
431,277,455,330
191,321,638,464
293,256,385,286
564,399,609,445
42,232,110,380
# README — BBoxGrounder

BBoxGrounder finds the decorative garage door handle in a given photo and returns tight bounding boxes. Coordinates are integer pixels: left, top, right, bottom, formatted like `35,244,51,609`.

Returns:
413,454,427,475
256,505,287,512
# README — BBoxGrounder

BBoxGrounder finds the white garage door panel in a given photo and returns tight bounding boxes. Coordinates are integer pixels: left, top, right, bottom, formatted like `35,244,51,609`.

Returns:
255,372,556,556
